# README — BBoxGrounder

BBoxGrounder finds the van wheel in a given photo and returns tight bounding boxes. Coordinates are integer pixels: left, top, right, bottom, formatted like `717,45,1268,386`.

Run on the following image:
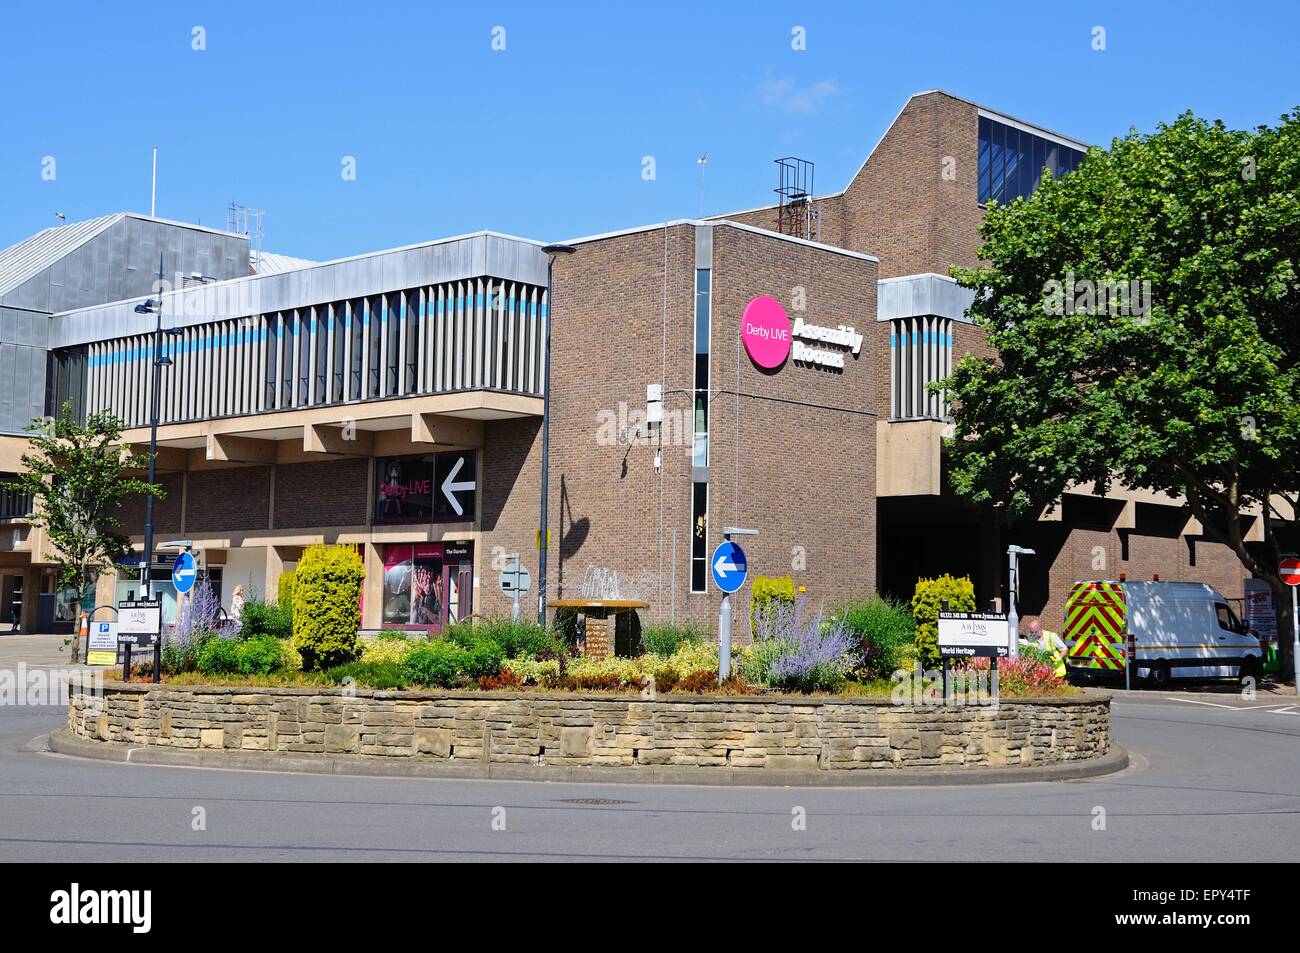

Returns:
1147,661,1171,689
1239,657,1261,684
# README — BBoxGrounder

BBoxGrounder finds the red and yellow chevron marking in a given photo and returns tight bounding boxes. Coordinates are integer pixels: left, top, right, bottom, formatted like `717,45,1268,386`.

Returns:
1064,582,1127,670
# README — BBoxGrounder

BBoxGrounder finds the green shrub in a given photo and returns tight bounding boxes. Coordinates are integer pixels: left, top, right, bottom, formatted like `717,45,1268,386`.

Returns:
837,596,915,681
911,574,976,669
240,598,293,641
196,637,242,676
237,635,286,676
325,660,409,690
292,545,365,671
640,621,708,656
750,575,796,633
360,637,419,665
277,570,297,611
400,641,470,688
376,629,411,641
446,618,555,659
195,635,285,677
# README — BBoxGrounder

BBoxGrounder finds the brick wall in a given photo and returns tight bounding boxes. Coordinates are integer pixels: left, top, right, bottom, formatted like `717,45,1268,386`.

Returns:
478,417,542,618
540,222,878,627
543,224,697,620
116,471,184,535
186,466,271,533
840,91,986,279
707,225,878,619
1016,522,1251,633
273,458,369,529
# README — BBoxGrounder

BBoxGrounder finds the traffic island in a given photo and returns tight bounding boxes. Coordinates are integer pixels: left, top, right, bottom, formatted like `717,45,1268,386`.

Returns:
60,681,1123,785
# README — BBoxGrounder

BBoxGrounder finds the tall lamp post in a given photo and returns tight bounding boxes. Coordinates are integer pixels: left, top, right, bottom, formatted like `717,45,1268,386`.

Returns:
132,255,180,682
536,243,575,625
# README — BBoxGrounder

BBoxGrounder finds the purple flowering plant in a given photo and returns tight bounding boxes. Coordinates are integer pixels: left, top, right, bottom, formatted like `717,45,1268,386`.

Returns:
745,597,859,693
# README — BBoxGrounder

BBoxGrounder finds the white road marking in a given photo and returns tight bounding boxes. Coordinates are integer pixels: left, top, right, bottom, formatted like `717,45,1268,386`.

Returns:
1164,696,1293,712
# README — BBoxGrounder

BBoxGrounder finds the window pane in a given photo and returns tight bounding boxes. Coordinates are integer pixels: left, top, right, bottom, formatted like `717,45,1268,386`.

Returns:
989,121,1005,203
978,116,992,202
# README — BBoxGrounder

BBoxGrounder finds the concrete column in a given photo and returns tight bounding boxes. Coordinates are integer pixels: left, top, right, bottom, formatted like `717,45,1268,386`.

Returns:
21,566,41,631
362,542,384,630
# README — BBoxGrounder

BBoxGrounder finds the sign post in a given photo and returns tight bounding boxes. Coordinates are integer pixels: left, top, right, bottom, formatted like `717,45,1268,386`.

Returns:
712,531,753,685
117,599,161,681
938,611,1009,702
1281,556,1300,696
498,554,532,623
86,620,118,666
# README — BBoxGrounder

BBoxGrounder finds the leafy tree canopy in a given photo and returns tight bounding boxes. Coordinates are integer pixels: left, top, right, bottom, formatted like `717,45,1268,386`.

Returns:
948,110,1300,587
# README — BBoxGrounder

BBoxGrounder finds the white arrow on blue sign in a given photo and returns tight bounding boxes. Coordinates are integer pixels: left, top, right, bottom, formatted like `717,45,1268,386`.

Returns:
171,550,197,594
710,540,748,594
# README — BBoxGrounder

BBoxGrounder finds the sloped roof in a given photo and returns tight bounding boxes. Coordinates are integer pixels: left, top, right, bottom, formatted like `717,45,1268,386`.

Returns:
249,249,315,274
0,213,125,299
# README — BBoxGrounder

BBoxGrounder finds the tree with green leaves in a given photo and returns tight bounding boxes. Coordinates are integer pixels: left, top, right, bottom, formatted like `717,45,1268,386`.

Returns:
947,109,1300,672
1,402,161,661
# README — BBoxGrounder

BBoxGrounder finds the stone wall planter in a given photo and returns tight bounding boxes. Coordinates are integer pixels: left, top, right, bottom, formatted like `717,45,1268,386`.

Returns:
67,682,1112,774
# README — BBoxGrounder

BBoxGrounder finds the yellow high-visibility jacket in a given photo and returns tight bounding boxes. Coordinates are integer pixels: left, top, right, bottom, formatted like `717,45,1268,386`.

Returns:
1039,629,1067,677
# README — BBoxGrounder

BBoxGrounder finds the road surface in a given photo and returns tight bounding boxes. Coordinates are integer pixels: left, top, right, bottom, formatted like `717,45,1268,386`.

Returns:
1,638,1296,861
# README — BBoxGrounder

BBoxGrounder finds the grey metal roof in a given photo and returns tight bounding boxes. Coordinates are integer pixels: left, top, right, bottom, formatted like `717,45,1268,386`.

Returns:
50,230,550,348
0,213,124,299
877,273,975,322
249,249,316,275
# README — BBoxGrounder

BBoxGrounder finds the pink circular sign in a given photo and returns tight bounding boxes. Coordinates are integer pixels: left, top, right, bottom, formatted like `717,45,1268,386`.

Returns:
741,295,791,369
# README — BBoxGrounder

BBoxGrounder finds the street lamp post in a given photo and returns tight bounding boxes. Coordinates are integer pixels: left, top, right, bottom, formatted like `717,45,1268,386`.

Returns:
132,255,178,683
1006,545,1036,659
536,243,575,626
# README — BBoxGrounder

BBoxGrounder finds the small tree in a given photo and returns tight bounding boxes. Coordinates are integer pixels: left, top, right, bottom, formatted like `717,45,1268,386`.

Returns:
292,545,364,670
1,402,160,661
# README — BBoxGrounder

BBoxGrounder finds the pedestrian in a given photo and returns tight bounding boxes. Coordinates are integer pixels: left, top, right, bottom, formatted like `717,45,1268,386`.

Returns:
230,585,245,623
1025,615,1067,678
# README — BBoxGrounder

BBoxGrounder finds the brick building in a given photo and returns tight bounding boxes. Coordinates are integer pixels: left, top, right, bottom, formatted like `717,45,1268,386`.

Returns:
0,88,1278,635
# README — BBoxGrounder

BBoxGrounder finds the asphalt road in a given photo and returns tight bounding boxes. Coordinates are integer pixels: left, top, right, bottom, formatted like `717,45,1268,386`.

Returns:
2,682,1297,862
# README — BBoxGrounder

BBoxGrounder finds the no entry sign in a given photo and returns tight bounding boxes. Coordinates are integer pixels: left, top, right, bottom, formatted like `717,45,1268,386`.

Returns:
1281,557,1300,587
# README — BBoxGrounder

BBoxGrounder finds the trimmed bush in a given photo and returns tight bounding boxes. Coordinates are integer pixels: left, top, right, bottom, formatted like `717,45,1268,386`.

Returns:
750,575,796,634
277,570,297,612
912,574,976,669
836,596,915,681
292,545,365,671
400,641,470,688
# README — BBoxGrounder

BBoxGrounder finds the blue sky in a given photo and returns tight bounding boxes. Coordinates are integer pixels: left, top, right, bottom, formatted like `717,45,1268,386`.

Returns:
3,0,1297,261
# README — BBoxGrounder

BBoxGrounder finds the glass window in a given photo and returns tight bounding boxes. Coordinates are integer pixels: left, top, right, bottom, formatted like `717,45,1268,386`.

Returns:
977,115,992,202
980,116,1085,204
367,296,382,398
690,481,708,592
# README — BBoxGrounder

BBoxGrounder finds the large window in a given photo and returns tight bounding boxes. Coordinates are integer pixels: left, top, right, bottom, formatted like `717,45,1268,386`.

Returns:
690,268,711,592
978,115,1085,206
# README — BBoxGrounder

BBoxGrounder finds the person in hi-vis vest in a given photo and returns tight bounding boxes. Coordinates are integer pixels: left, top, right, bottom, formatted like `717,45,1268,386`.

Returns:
1025,616,1067,678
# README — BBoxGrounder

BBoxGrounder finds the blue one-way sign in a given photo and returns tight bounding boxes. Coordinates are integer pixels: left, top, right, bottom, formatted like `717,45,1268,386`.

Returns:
171,551,197,594
710,540,748,593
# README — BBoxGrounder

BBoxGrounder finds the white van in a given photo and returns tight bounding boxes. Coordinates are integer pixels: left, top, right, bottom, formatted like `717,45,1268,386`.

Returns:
1064,581,1263,688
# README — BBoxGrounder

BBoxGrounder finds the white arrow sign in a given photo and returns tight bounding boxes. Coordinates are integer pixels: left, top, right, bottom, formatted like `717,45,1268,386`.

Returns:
440,456,476,517
714,553,741,576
